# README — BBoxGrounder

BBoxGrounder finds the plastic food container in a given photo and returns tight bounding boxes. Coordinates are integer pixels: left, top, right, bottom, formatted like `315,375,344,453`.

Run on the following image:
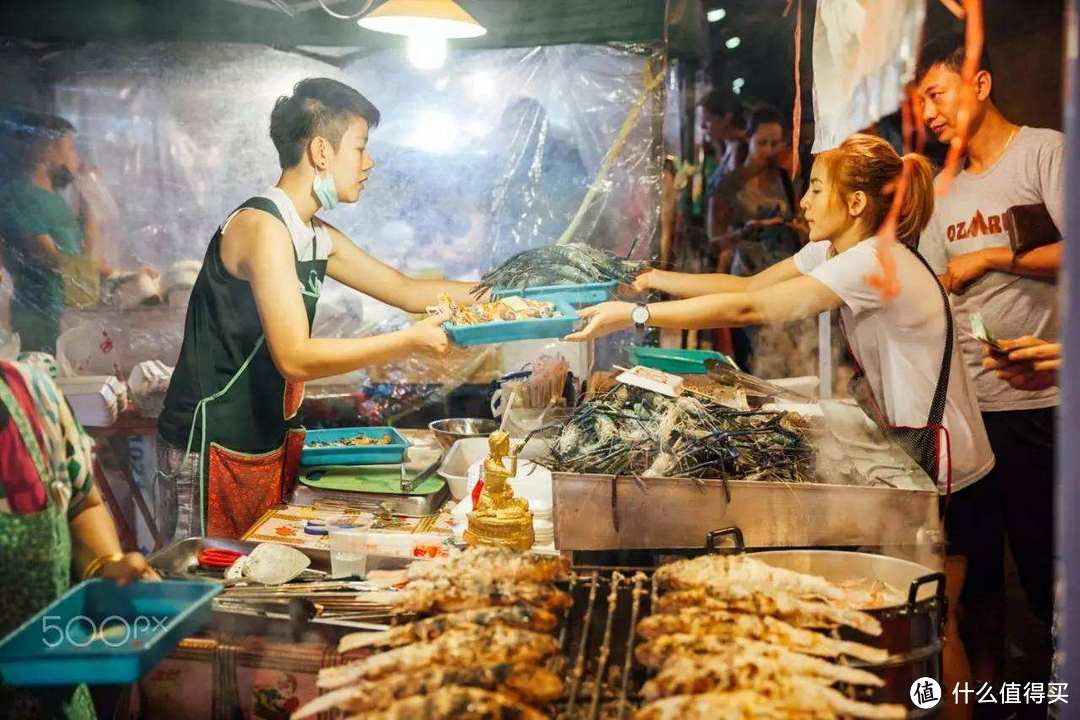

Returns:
491,281,618,307
301,427,410,467
327,513,376,578
629,346,738,375
0,579,220,686
443,297,580,347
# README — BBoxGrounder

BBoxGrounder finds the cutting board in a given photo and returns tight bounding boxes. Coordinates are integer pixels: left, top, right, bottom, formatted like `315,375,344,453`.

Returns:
300,465,444,496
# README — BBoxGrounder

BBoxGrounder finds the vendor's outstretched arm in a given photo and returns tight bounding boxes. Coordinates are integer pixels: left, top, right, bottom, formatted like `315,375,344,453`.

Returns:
229,212,447,382
636,257,803,298
324,224,478,311
567,275,840,341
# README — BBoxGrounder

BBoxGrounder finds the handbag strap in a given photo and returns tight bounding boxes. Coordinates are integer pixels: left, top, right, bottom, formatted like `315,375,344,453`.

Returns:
905,245,953,428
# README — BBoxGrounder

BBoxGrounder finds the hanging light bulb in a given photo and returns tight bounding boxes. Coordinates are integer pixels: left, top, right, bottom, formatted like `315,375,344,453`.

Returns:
358,0,487,38
407,34,448,69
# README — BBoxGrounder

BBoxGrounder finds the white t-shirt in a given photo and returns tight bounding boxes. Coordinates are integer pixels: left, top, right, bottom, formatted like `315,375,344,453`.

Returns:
794,239,994,492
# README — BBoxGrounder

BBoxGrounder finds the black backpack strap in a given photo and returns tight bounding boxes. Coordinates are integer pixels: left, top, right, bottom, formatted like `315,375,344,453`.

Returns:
906,246,953,428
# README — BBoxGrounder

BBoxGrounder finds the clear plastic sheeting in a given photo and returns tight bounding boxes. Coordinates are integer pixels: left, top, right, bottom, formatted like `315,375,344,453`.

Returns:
810,0,926,153
0,40,664,422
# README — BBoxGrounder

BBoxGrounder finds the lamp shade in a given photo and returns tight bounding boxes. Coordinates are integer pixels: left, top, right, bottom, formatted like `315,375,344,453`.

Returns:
358,0,487,39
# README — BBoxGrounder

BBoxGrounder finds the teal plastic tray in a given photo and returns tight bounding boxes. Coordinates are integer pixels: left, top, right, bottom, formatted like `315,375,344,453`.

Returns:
0,579,220,686
492,281,618,307
445,297,580,347
301,427,410,467
629,346,739,375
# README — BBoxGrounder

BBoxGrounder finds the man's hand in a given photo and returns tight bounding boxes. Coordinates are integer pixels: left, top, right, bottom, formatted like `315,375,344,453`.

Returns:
942,250,992,294
407,312,451,355
982,336,1060,391
96,552,160,586
564,301,634,342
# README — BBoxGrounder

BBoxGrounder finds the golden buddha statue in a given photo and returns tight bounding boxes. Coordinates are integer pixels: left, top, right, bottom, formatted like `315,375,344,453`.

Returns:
464,431,535,551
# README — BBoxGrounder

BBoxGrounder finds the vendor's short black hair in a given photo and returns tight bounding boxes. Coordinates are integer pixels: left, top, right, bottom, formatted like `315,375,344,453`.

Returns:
746,105,784,138
700,89,743,123
270,78,380,169
916,34,992,84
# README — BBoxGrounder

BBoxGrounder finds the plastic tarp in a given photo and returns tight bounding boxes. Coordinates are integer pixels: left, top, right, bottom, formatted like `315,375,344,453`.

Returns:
0,41,664,422
810,0,926,153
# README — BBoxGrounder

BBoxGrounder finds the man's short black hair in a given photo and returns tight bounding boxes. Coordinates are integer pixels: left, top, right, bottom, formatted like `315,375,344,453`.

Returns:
0,110,75,170
700,88,743,125
916,33,993,84
270,78,380,169
745,105,784,138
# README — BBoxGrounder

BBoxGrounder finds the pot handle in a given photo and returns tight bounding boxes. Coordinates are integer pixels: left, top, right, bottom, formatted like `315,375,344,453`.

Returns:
906,571,946,611
705,527,745,554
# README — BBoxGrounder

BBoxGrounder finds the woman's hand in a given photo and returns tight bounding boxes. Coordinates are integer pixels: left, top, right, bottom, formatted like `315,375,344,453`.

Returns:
407,312,451,355
982,336,1060,391
564,301,635,342
96,552,160,586
632,269,661,294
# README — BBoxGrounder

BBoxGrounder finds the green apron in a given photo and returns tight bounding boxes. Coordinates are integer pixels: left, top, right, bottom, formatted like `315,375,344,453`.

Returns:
0,375,95,720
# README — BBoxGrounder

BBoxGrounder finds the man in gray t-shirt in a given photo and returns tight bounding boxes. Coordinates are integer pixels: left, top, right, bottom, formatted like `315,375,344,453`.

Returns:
917,35,1059,691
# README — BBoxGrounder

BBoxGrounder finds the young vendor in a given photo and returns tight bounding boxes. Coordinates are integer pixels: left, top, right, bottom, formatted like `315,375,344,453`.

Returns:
157,78,476,541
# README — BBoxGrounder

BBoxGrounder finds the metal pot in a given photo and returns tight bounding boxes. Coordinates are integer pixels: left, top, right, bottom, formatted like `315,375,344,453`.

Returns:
708,528,945,718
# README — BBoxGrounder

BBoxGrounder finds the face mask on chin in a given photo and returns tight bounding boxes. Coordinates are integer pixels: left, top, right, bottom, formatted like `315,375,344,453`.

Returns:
312,169,339,211
49,166,74,190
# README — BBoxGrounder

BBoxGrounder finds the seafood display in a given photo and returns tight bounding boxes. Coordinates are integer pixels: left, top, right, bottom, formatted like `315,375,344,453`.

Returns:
472,242,646,296
429,293,561,326
307,433,393,448
308,547,569,719
634,554,903,719
548,384,814,482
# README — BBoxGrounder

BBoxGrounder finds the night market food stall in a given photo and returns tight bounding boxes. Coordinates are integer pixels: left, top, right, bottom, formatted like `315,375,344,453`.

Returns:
0,0,1064,718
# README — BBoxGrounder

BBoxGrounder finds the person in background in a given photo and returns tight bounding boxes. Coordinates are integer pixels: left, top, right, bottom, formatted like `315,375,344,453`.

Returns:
699,89,746,270
569,135,993,717
708,106,811,375
0,359,155,720
917,34,1061,689
0,112,147,354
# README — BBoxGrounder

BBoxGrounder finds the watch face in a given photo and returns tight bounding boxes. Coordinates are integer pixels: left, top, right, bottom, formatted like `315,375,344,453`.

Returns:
632,306,649,325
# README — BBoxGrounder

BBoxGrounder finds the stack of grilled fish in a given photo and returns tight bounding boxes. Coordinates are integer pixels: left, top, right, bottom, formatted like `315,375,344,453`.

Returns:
294,547,570,720
633,555,906,720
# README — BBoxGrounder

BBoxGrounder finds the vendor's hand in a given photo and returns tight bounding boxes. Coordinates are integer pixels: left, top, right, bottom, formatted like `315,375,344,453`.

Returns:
942,250,991,294
564,301,634,342
408,313,451,355
97,553,160,586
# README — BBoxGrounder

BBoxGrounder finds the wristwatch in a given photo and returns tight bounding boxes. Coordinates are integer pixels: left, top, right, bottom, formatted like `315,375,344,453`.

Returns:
632,303,651,330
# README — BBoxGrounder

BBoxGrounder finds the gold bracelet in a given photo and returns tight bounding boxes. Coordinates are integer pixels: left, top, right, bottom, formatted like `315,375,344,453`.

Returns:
83,552,125,581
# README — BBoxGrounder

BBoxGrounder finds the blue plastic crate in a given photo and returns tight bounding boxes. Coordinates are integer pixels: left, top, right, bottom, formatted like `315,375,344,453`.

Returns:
0,579,220,686
301,426,410,467
492,281,618,307
444,297,581,347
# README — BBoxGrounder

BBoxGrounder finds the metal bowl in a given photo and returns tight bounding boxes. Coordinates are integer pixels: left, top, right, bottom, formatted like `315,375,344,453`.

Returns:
428,418,499,450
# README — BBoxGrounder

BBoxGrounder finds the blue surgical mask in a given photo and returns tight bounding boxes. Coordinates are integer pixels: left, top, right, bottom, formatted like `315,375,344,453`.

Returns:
313,170,339,211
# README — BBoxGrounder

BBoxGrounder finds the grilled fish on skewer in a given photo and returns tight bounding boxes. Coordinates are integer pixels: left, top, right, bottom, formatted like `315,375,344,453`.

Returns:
634,678,906,720
339,605,559,652
293,663,563,718
636,616,888,666
350,686,549,720
641,643,884,701
643,597,881,638
365,578,572,615
405,547,569,584
318,626,560,689
654,555,843,602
